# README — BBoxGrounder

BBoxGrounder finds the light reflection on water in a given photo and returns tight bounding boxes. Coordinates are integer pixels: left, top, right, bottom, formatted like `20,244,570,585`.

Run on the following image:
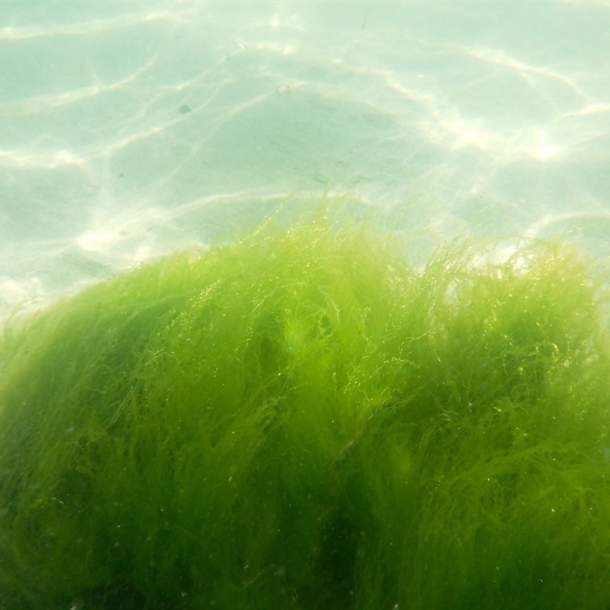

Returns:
1,0,610,319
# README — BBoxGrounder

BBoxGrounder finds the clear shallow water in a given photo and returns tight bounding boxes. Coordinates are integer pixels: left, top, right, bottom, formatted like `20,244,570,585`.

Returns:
2,0,610,318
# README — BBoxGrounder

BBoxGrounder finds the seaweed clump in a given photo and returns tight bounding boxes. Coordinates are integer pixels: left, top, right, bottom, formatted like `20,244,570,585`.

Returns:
0,220,609,610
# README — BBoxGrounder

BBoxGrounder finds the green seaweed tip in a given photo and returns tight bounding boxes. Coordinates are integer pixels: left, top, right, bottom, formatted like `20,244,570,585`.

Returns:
1,219,610,610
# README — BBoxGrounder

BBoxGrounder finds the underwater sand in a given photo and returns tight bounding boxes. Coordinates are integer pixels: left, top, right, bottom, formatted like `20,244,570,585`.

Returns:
4,1,610,324
1,221,610,609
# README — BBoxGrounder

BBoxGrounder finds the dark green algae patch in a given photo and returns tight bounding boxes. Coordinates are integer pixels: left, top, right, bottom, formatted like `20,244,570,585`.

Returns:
1,221,610,610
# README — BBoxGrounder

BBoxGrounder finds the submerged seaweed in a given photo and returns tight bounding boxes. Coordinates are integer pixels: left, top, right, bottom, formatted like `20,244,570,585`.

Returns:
0,220,609,610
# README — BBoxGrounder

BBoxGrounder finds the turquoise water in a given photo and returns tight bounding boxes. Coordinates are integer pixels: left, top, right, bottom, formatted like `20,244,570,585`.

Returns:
2,1,610,311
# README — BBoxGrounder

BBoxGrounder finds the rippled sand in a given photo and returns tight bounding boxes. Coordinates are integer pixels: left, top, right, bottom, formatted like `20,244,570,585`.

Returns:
2,0,610,319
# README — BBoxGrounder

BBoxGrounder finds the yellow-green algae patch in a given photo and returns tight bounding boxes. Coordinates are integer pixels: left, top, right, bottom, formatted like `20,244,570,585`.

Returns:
0,221,609,610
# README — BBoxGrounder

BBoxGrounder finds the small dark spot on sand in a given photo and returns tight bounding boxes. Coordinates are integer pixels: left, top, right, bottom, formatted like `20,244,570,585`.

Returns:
179,104,192,115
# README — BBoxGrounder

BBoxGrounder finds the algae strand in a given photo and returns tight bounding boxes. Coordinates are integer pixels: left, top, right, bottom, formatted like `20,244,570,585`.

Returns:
0,222,609,610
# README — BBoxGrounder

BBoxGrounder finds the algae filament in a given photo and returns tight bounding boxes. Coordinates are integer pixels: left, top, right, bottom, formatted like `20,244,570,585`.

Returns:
0,221,609,609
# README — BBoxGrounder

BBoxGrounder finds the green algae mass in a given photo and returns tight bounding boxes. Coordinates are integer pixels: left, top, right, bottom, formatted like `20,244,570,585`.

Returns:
1,221,610,610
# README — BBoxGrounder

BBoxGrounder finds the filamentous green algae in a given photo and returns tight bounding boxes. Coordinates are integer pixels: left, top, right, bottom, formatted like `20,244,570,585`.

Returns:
1,221,609,610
